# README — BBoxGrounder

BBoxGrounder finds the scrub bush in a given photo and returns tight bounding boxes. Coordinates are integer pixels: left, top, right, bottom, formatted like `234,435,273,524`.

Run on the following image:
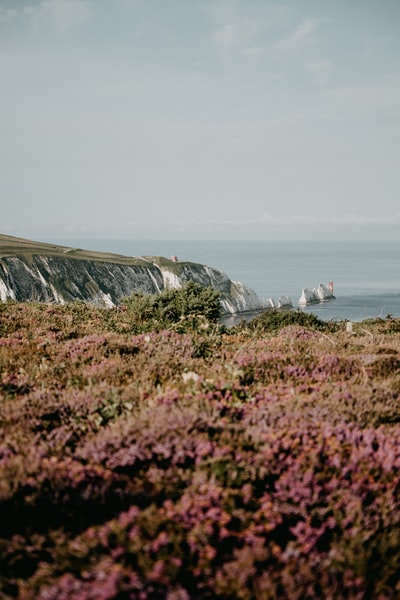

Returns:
122,281,222,332
243,309,339,335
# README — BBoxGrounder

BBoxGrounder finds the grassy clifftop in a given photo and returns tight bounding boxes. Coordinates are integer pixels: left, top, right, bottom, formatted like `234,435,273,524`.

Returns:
0,234,211,274
0,233,152,267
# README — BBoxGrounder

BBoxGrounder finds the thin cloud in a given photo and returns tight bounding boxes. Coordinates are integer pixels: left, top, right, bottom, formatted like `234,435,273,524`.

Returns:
210,11,324,70
206,0,240,23
212,18,260,58
269,17,320,59
307,58,333,72
0,8,18,24
221,213,400,227
8,0,92,32
278,214,400,226
306,57,333,84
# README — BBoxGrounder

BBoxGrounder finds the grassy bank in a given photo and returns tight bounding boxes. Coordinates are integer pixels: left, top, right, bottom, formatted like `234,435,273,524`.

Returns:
1,301,400,598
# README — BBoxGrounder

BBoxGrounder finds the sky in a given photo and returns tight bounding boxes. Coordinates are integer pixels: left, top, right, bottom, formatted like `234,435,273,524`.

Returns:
1,0,400,242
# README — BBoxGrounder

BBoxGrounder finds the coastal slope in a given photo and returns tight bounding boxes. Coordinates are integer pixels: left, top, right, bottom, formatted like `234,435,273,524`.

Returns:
0,234,263,314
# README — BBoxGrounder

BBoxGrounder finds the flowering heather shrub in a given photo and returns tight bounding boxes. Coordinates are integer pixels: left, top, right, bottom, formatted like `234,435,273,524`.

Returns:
0,302,400,598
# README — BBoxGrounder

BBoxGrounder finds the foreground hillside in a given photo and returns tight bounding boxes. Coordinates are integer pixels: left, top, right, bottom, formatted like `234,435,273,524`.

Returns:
1,301,400,598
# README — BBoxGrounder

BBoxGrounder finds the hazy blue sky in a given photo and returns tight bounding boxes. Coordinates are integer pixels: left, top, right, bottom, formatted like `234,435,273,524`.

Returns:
1,0,400,241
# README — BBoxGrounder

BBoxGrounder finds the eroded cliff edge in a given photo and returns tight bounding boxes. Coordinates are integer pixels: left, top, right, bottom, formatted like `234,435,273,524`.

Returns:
0,234,263,315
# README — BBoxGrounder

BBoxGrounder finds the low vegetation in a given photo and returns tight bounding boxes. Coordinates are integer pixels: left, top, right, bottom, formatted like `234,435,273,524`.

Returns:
122,281,222,332
1,291,400,598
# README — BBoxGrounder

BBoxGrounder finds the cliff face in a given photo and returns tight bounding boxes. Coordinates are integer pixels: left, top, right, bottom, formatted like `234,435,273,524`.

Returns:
0,235,263,314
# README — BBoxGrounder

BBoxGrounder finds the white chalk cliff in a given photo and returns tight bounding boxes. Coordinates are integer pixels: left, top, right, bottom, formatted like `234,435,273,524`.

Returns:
0,234,264,315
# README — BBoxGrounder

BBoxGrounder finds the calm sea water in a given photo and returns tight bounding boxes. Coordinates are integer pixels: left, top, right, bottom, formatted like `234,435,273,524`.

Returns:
52,239,400,322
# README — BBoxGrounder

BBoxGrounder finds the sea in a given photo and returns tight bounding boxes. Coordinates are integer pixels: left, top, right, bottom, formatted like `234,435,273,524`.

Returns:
51,239,400,323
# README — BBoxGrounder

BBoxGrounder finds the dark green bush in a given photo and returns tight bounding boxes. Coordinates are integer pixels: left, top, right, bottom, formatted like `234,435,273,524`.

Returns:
122,281,221,332
242,309,338,334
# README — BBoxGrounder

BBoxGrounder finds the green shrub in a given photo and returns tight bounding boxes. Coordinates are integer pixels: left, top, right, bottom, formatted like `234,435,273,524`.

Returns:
242,309,338,334
122,282,221,332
